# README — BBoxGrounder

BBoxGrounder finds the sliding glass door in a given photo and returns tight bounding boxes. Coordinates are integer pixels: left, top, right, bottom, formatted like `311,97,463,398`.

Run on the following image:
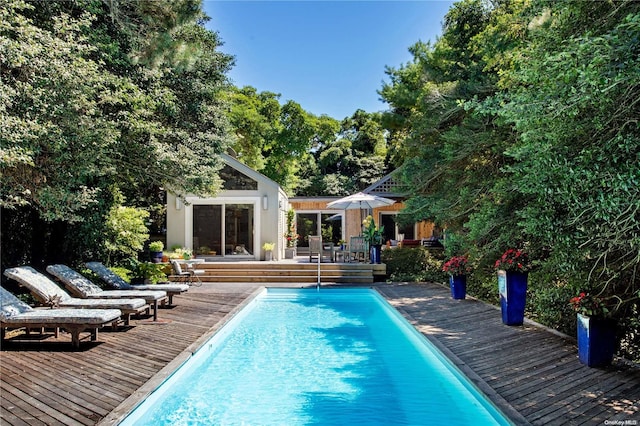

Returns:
193,205,222,255
192,203,254,257
225,204,254,256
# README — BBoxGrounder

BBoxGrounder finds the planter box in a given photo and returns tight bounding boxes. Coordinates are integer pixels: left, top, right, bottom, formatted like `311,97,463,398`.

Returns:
577,313,616,367
285,248,296,259
498,270,528,325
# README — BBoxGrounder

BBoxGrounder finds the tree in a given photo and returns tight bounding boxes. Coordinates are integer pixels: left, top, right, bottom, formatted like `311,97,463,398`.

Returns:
379,0,526,260
303,110,389,196
488,1,640,296
380,0,639,358
226,86,342,194
1,0,233,269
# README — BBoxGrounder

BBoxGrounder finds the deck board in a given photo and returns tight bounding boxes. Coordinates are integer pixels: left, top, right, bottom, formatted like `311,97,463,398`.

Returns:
378,283,640,425
1,281,638,425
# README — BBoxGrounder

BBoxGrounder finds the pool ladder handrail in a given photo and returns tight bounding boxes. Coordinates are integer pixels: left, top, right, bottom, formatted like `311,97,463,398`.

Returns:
316,236,321,291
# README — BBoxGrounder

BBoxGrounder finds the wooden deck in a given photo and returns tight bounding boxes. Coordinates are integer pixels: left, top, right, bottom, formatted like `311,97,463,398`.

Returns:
1,282,638,425
190,258,382,284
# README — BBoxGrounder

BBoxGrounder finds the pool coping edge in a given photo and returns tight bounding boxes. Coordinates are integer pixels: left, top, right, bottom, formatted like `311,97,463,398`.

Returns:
97,286,266,426
376,285,532,426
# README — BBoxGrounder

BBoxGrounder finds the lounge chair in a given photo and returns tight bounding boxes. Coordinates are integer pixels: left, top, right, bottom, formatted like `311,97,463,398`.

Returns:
308,236,334,263
85,261,188,306
170,260,204,286
46,264,167,322
1,286,121,348
3,266,149,326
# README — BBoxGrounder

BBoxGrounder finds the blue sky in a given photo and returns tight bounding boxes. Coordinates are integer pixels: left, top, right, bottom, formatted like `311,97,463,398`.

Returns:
202,1,456,119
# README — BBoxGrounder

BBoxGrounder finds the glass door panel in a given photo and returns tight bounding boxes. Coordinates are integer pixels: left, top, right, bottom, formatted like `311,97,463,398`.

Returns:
321,213,342,245
225,204,254,256
297,213,318,248
193,205,222,255
381,214,396,243
399,222,415,240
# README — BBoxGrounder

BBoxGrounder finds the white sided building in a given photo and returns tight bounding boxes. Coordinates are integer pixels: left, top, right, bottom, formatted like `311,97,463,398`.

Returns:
166,153,290,261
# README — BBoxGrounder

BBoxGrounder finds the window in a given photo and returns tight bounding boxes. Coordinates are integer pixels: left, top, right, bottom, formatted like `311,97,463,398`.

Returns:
380,213,415,241
220,165,258,190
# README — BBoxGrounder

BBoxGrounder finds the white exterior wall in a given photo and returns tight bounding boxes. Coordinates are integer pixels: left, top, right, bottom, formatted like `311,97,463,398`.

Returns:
165,155,288,260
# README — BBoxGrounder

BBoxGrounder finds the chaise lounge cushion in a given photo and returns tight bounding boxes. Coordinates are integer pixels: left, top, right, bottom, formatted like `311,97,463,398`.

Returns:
1,286,121,325
3,266,148,312
85,261,189,294
46,264,167,302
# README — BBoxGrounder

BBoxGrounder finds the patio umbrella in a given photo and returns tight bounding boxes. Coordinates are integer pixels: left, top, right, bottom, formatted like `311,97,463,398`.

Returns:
327,192,395,234
325,213,342,222
326,192,395,211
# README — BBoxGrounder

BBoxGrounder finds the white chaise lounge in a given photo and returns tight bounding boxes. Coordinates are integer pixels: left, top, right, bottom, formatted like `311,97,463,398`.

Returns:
3,266,149,326
46,264,167,322
85,261,188,306
0,286,121,349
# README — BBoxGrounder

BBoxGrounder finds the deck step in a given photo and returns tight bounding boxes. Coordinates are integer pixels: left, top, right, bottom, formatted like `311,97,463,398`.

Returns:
172,260,384,284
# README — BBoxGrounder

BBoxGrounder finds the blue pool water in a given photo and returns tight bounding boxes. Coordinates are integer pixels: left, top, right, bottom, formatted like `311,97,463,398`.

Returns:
121,288,512,425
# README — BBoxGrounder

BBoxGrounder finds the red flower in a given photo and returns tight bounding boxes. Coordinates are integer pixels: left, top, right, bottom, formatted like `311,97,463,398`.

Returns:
443,256,471,276
570,292,610,318
495,248,531,272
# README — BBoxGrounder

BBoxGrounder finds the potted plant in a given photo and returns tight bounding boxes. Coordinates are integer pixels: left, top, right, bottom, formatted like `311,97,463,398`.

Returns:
570,292,616,367
284,209,298,258
198,246,217,256
442,256,470,300
169,247,193,260
363,215,384,264
130,261,168,284
262,242,275,261
149,241,164,263
495,248,531,325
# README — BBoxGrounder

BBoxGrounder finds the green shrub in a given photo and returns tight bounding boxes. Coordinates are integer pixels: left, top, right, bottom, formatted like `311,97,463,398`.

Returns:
527,276,580,335
109,266,133,283
466,273,500,305
104,203,150,263
618,302,640,362
382,247,446,283
149,241,164,252
134,262,167,284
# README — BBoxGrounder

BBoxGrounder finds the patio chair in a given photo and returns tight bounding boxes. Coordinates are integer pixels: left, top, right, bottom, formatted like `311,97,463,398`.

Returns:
170,260,204,286
46,264,167,322
308,236,334,263
348,236,368,263
0,286,121,349
3,266,149,326
85,261,188,306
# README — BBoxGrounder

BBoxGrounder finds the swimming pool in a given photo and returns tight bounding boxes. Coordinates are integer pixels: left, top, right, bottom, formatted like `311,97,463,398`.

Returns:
120,288,512,425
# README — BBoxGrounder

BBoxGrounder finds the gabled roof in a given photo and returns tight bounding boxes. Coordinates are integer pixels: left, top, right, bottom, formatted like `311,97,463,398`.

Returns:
363,169,408,198
221,153,280,191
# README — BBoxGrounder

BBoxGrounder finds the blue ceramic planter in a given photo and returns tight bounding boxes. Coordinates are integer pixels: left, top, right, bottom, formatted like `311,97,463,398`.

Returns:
577,313,616,367
370,245,382,264
497,270,528,325
150,251,163,264
449,275,467,300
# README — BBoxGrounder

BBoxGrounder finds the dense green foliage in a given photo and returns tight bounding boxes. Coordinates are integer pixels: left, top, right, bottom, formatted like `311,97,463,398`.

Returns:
104,199,150,264
1,0,637,360
382,247,446,283
301,110,389,196
1,0,233,270
380,0,639,360
225,86,341,194
225,86,391,195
